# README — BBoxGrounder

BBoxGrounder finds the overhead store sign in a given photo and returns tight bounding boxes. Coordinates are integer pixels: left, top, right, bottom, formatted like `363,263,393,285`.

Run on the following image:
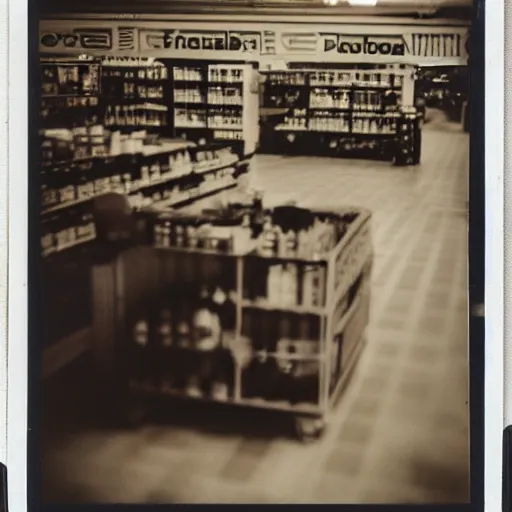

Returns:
39,20,468,65
137,29,269,53
321,34,406,56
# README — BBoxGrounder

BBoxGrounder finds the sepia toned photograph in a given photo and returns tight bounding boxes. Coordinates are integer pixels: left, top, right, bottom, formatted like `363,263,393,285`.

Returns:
36,0,475,505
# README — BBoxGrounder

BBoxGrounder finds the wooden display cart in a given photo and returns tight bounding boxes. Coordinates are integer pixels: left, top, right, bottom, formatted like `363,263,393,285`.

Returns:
90,206,373,441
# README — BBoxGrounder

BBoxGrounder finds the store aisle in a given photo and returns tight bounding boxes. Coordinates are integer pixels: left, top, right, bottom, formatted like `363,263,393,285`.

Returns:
42,122,469,504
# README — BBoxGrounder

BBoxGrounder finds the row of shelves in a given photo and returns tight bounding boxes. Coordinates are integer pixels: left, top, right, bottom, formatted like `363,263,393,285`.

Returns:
262,70,404,88
41,174,240,258
40,58,259,156
41,143,239,214
261,109,422,163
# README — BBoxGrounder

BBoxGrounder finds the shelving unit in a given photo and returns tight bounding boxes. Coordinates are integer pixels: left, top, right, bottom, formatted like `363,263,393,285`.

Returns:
260,68,419,162
99,58,259,158
101,58,172,133
40,144,244,255
94,205,372,440
172,62,259,158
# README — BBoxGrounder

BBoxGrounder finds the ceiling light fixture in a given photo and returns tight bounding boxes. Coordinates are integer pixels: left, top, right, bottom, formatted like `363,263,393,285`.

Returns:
323,0,378,6
347,0,378,5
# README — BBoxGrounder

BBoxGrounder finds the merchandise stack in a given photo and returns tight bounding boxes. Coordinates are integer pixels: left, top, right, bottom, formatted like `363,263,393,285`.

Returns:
113,200,372,440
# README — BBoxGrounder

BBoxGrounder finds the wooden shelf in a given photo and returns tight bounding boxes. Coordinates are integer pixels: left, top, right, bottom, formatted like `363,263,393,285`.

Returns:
42,233,96,258
309,107,351,112
153,245,242,257
42,195,97,215
242,299,325,316
129,382,321,415
152,180,237,209
254,351,322,362
42,156,240,216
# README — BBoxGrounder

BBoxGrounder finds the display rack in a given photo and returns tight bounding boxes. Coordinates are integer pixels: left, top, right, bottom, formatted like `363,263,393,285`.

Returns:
101,58,172,134
40,142,243,256
95,204,372,441
260,68,420,163
172,62,260,158
100,58,259,158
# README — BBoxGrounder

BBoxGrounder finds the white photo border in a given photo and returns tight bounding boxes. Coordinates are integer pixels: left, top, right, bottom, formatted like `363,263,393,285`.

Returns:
3,0,506,510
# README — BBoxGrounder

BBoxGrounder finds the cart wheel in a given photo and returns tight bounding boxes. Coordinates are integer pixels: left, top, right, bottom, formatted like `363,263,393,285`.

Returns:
294,416,326,443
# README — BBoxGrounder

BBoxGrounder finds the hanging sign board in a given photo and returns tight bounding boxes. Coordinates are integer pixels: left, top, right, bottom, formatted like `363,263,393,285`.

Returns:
39,20,469,66
320,34,408,56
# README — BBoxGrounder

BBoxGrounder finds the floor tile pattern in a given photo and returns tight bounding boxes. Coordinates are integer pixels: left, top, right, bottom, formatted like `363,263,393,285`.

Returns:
42,113,469,504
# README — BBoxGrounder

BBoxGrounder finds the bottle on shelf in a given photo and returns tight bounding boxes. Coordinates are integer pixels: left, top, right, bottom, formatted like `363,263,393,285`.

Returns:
267,264,282,304
131,317,150,378
174,66,203,82
212,285,237,333
76,212,96,242
281,264,299,307
156,305,175,389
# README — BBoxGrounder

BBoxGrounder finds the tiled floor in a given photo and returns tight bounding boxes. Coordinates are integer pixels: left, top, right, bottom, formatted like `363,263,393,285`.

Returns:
42,111,469,504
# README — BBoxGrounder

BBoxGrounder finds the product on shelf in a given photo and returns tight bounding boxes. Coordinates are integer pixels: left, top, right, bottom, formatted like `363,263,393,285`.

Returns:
208,66,243,83
310,88,350,109
174,107,207,128
41,60,100,97
174,88,204,104
394,107,422,165
192,289,222,351
153,209,254,254
40,124,109,164
213,130,244,141
174,66,203,82
208,107,242,130
41,209,97,257
309,112,350,133
267,263,299,306
102,57,168,78
129,284,237,399
130,313,153,384
241,331,321,406
310,70,352,87
105,103,168,128
276,108,308,131
351,115,398,135
266,71,307,86
255,209,341,260
207,86,243,106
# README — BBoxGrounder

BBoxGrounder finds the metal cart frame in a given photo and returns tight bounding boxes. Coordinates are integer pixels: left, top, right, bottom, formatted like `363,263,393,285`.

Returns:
90,206,373,441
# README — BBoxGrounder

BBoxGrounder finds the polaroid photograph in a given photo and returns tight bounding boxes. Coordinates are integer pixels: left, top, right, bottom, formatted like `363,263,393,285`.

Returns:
2,0,506,509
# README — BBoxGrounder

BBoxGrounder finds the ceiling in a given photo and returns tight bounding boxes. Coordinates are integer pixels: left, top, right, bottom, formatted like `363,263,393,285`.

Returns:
40,0,473,20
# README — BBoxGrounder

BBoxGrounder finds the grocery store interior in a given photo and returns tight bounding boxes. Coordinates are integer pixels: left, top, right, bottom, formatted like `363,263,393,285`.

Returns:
39,0,471,505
